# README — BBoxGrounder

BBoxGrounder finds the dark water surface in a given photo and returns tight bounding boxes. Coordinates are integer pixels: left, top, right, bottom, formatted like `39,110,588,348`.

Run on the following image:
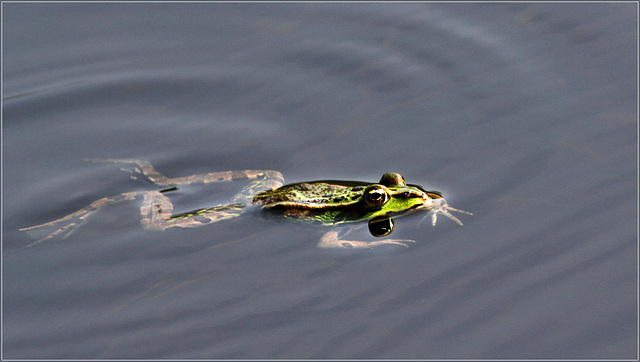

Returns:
3,2,637,359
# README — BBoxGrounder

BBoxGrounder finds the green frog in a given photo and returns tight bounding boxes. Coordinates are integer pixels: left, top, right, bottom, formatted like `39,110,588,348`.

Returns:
19,159,471,249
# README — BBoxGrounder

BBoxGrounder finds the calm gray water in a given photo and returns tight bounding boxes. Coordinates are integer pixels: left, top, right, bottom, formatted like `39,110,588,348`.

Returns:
3,2,637,359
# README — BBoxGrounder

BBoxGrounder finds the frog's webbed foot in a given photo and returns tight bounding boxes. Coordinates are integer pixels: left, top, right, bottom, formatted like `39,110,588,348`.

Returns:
86,159,175,186
18,192,141,248
318,231,415,249
423,200,473,226
20,217,90,247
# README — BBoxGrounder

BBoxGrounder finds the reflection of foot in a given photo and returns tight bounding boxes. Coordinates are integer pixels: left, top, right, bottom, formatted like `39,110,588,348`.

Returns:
318,231,416,249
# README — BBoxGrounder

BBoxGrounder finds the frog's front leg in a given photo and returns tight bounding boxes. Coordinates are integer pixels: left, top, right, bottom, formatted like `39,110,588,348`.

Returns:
318,230,416,249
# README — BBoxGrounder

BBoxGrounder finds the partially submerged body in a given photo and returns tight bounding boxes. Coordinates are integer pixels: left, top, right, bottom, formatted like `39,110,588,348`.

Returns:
20,159,471,249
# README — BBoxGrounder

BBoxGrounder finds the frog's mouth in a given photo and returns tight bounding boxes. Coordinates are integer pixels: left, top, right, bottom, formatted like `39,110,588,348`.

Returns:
418,197,472,226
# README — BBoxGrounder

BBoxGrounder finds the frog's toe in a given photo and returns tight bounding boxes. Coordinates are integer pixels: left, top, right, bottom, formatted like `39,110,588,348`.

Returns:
370,239,416,248
85,158,145,164
424,201,472,226
18,220,85,249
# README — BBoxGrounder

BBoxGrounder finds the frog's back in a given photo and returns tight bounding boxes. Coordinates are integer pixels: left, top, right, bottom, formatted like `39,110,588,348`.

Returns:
253,182,365,209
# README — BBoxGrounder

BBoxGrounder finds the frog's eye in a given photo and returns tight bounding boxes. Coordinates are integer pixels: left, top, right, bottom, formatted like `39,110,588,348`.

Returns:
364,185,390,208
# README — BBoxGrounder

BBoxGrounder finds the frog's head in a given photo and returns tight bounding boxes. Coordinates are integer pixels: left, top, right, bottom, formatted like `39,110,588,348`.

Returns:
362,172,440,216
364,172,471,231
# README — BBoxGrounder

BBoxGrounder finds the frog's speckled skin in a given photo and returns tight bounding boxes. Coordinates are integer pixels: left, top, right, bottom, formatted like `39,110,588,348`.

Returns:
252,178,444,226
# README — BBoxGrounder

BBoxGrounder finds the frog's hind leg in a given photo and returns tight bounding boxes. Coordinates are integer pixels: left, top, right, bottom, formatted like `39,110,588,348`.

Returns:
228,170,284,204
141,191,247,230
139,176,278,231
18,192,142,248
87,159,284,194
87,159,283,230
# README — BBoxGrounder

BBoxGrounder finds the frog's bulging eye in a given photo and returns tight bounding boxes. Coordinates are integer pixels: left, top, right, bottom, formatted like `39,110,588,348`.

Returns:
364,185,390,208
